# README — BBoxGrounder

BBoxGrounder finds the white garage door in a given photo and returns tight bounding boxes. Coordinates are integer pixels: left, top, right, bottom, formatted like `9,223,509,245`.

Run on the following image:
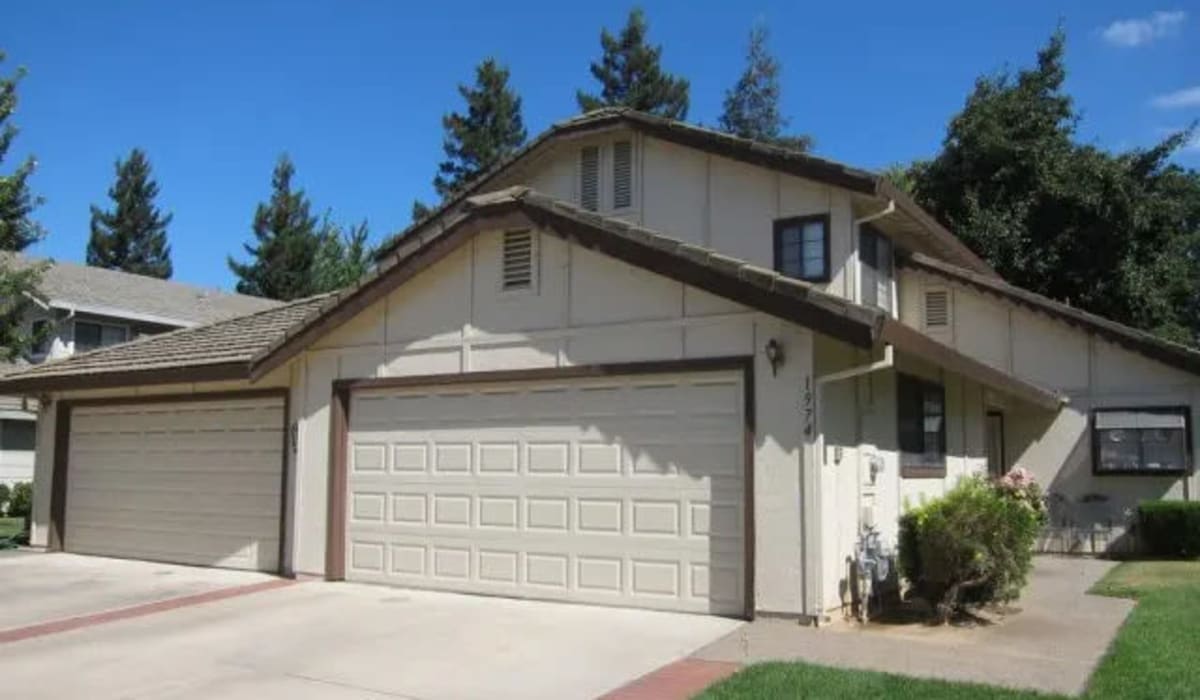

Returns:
345,370,746,616
66,396,285,572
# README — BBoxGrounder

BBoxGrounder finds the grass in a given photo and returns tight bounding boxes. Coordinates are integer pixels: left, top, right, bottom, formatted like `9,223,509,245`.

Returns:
0,517,23,540
698,561,1200,700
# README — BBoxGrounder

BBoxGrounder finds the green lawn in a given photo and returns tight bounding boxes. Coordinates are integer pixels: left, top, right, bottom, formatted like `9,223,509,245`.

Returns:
0,517,23,540
698,561,1200,700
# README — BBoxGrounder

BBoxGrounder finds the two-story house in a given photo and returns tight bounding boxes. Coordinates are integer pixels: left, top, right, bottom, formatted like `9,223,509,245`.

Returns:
0,254,278,487
1,109,1195,624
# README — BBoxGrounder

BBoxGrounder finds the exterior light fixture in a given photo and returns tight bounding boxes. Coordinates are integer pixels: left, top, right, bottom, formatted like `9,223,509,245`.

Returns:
764,338,784,376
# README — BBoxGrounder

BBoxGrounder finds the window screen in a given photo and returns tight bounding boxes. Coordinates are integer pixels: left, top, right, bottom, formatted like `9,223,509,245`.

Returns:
774,216,829,282
1094,408,1190,474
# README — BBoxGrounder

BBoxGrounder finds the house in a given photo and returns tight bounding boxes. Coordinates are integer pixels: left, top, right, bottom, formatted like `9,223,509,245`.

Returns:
0,108,1195,622
0,254,278,487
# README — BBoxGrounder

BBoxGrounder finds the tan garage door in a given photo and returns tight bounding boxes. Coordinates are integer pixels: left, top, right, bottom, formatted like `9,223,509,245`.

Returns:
65,396,284,571
345,370,746,616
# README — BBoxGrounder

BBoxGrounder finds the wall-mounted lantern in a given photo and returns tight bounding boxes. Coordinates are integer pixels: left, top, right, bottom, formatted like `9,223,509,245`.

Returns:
764,338,784,376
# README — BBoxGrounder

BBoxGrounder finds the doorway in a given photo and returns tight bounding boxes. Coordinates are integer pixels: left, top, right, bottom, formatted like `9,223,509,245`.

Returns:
986,411,1006,477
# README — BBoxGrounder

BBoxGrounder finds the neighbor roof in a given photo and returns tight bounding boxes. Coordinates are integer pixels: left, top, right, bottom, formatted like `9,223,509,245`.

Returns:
0,295,330,393
5,253,279,327
377,107,996,277
900,252,1200,376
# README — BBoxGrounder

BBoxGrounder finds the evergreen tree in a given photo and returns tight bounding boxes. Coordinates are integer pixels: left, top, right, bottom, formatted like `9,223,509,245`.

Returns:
411,199,433,223
908,30,1200,345
719,24,813,152
576,8,689,119
227,155,323,300
312,218,373,292
0,51,45,362
434,59,526,199
86,148,173,278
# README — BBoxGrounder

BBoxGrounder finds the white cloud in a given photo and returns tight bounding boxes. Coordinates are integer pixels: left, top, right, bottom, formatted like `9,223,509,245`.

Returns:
1101,10,1186,47
1151,86,1200,109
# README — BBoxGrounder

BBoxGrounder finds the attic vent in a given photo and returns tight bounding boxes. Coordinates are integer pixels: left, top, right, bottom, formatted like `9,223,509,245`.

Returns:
580,146,600,211
612,140,633,209
924,289,951,329
501,230,536,291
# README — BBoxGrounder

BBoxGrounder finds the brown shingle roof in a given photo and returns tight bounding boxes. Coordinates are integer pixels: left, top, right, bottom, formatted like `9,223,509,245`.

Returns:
0,294,331,392
376,108,996,277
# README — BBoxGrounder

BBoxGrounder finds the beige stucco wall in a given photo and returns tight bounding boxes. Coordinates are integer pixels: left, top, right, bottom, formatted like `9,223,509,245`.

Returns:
282,227,822,615
898,268,1200,551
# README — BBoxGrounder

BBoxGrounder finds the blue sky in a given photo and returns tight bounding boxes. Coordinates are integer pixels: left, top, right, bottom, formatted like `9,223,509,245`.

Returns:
3,1,1197,291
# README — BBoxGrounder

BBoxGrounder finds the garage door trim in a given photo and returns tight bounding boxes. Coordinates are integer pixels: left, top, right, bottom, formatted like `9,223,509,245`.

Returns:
49,388,291,574
325,355,756,618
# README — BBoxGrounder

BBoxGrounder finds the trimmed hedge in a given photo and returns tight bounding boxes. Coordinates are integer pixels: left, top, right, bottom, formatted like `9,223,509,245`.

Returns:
1139,501,1200,558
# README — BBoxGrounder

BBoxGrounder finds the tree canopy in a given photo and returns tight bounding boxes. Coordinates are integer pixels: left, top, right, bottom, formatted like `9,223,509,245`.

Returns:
0,50,44,362
576,8,689,119
718,24,813,152
87,148,173,279
434,59,526,200
906,30,1200,346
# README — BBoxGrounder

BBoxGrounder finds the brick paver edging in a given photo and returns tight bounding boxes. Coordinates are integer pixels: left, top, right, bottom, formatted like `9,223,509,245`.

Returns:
600,658,742,700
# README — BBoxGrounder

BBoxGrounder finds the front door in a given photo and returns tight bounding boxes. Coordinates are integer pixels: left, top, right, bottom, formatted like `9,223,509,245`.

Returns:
986,411,1005,477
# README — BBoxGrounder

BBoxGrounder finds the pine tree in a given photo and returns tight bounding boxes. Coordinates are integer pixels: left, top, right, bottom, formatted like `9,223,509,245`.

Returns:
434,59,526,200
576,8,689,119
719,25,813,152
86,148,173,278
312,218,373,292
227,155,323,301
0,51,45,362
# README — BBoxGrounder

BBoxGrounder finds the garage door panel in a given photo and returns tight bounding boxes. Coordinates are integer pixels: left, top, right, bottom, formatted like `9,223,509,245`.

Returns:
65,397,284,572
346,371,746,615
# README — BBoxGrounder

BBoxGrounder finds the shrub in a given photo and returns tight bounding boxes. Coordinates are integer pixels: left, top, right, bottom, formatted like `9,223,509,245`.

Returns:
1138,501,1200,558
0,482,9,516
899,473,1043,622
7,482,32,524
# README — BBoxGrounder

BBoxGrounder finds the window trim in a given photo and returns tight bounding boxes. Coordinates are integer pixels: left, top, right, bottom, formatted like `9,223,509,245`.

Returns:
1091,405,1193,477
897,371,947,477
773,214,831,284
73,319,130,352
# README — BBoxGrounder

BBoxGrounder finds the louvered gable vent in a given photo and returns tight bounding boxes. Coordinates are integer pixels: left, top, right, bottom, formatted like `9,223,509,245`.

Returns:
612,140,633,209
924,289,950,329
579,146,600,211
502,230,535,291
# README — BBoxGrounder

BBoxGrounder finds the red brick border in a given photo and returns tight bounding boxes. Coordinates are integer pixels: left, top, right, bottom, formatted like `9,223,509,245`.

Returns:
600,658,742,700
0,578,295,645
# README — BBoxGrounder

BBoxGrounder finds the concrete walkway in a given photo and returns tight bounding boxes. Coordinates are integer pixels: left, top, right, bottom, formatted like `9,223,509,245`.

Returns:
693,557,1135,696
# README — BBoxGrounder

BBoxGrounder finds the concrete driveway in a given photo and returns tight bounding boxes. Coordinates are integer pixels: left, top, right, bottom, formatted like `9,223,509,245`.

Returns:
0,553,740,700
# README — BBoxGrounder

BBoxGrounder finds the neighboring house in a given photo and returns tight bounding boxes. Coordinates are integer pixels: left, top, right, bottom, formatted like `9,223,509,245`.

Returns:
0,254,279,486
0,109,1195,623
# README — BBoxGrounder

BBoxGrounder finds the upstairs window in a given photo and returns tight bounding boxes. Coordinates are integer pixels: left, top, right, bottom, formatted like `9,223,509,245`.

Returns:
74,320,128,352
612,140,633,209
501,230,537,292
30,319,51,356
773,215,830,283
1093,408,1191,475
579,146,600,212
897,373,946,473
859,225,894,311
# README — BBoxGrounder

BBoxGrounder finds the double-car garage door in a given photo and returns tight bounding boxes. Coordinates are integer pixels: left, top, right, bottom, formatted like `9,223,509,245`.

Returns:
344,369,748,616
64,396,285,572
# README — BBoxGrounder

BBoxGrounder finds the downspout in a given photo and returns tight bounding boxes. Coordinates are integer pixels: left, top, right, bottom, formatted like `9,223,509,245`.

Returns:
809,344,894,624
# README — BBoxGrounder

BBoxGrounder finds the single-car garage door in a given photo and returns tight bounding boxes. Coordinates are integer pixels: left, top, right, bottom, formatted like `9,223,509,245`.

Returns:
65,395,285,572
345,369,747,616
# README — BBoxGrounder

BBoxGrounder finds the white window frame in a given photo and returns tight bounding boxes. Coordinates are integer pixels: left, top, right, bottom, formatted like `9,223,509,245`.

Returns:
573,136,638,214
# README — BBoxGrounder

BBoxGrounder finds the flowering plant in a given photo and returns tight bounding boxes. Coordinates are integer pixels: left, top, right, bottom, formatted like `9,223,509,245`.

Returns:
994,467,1046,520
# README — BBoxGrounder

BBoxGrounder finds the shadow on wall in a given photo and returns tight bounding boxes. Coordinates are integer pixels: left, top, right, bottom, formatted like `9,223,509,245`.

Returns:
1040,426,1177,555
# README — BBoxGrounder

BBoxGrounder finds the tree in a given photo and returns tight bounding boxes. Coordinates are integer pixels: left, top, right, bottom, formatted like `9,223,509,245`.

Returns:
411,199,433,223
718,24,813,152
86,148,173,278
227,155,323,300
0,51,45,363
908,30,1200,345
576,8,689,119
312,219,373,292
433,59,526,200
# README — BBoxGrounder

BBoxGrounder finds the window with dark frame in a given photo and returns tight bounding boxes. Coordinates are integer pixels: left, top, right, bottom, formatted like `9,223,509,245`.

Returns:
1093,407,1191,475
0,419,36,451
859,225,893,311
74,321,128,352
773,215,830,283
897,372,946,472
